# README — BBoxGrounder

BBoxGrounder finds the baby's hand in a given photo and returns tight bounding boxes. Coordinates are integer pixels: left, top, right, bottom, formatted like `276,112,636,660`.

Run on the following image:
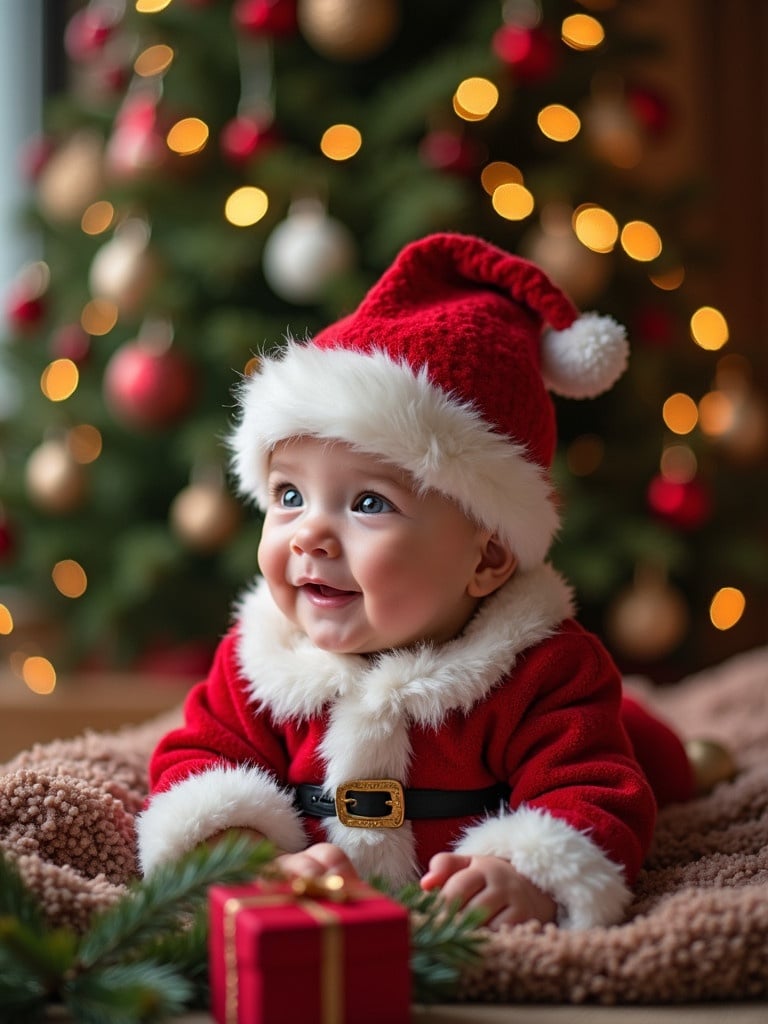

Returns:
420,852,557,929
275,842,360,883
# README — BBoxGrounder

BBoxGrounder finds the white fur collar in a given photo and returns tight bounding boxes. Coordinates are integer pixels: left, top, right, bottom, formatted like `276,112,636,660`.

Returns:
235,563,573,727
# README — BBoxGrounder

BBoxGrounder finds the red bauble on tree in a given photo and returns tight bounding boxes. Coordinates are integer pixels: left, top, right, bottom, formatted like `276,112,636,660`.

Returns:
104,336,198,430
0,512,16,563
49,324,92,365
492,24,559,83
628,84,674,138
419,130,485,177
64,4,118,63
647,474,712,531
233,0,298,37
5,262,49,335
220,114,279,165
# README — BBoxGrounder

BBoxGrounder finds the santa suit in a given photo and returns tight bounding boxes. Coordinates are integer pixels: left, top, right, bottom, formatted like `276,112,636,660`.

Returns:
136,563,691,929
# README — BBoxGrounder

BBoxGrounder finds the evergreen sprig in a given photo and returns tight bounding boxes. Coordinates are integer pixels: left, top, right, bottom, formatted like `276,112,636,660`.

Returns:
0,837,486,1021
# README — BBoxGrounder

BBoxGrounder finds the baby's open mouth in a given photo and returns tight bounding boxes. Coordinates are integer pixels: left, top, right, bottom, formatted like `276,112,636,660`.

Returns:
302,582,358,605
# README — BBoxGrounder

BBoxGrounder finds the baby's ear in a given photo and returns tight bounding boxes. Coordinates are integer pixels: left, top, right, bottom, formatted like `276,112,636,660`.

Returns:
467,535,517,598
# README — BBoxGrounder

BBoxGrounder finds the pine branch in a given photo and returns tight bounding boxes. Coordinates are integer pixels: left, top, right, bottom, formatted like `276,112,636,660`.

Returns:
77,833,274,969
63,961,194,1024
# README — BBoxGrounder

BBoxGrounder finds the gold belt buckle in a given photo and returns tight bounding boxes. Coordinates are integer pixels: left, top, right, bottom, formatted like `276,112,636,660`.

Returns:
334,778,405,829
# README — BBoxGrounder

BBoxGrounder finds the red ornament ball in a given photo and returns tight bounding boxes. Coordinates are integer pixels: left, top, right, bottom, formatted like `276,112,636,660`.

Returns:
419,130,486,177
18,134,56,182
233,0,297,36
0,514,16,563
64,6,117,62
628,84,673,137
104,341,198,430
49,323,91,364
647,474,712,531
492,25,558,83
6,290,46,334
220,115,278,165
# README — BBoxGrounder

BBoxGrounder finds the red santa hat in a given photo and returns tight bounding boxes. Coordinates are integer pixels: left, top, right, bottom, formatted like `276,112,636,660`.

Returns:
230,232,628,569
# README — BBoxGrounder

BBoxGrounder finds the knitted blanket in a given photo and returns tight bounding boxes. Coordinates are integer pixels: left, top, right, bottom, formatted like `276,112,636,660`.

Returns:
1,648,767,1004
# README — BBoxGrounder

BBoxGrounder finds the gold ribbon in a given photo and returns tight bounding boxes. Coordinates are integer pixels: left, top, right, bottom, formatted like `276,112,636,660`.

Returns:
222,875,349,1024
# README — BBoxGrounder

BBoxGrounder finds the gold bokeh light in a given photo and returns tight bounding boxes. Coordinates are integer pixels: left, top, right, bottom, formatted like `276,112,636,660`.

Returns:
81,201,115,236
135,0,172,13
81,298,118,336
320,124,362,161
561,13,605,50
135,43,175,77
710,587,746,631
52,559,88,599
492,182,534,220
620,220,662,261
480,161,523,195
68,424,103,464
167,117,209,156
537,104,581,142
690,306,729,351
224,187,269,227
41,359,79,402
572,204,618,253
454,77,499,121
0,603,13,635
698,390,735,436
649,265,685,291
662,392,698,435
22,655,57,695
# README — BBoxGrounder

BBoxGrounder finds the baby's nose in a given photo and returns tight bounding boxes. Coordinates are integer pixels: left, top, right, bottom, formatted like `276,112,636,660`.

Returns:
290,517,341,558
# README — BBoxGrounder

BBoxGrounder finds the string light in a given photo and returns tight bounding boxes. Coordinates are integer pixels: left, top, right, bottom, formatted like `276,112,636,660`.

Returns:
320,124,362,161
22,655,57,695
81,201,115,236
561,14,605,50
662,392,698,434
537,103,581,142
52,559,88,599
135,0,172,13
698,390,736,436
166,117,209,156
224,186,269,227
710,587,746,631
453,77,499,121
41,359,79,402
649,265,685,291
480,161,523,194
690,305,729,350
620,220,662,261
492,182,534,220
68,424,103,464
572,204,618,252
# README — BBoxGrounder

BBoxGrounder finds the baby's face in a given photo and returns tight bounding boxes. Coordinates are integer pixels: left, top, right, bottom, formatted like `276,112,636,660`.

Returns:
258,436,496,655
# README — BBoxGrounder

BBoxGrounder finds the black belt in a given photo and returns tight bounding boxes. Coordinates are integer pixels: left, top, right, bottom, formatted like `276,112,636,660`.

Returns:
294,779,509,829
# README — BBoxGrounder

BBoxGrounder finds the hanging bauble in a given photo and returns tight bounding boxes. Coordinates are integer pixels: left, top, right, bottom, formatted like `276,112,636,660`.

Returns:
419,130,485,177
298,0,399,61
583,93,643,170
36,130,105,224
170,476,243,553
18,133,56,182
106,90,166,180
89,218,158,315
492,25,558,83
606,567,689,662
0,512,16,563
220,113,279,166
233,0,298,37
262,199,356,304
64,3,118,63
520,204,611,307
684,738,737,795
646,474,712,531
5,261,50,336
49,323,92,365
103,332,198,431
627,84,673,138
25,439,88,514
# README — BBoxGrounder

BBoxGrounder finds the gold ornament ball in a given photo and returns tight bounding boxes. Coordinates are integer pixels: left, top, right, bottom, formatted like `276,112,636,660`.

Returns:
170,482,242,552
88,219,158,314
26,440,87,514
298,0,399,61
684,738,737,795
606,574,689,661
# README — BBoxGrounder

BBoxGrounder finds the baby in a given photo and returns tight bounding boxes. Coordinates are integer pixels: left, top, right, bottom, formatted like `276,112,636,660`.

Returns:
137,233,697,930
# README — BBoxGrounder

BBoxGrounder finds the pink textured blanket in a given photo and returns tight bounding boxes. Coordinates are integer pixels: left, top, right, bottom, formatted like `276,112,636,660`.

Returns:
2,649,767,1003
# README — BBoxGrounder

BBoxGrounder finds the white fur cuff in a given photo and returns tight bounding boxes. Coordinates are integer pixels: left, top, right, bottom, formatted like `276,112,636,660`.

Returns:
136,764,307,875
454,805,631,929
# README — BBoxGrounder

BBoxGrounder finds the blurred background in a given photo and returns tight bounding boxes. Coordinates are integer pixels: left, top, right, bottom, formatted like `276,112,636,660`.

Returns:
0,0,766,719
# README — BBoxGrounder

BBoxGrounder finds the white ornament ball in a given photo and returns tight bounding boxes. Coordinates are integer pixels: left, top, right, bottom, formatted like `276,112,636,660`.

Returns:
89,218,157,314
263,200,356,304
298,0,399,61
606,570,689,662
26,439,87,514
170,480,242,552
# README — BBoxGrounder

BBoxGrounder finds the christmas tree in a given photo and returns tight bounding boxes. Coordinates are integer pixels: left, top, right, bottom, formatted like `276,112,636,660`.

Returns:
1,0,766,685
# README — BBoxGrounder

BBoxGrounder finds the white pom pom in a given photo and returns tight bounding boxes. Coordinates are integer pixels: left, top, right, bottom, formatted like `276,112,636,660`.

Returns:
541,313,629,399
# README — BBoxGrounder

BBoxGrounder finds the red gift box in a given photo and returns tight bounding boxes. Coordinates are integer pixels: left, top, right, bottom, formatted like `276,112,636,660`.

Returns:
209,878,411,1024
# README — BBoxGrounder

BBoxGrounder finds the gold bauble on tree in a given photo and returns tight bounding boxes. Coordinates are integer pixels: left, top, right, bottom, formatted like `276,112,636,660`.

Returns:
36,129,105,225
25,439,88,514
89,218,159,315
298,0,399,61
606,565,689,662
170,476,242,553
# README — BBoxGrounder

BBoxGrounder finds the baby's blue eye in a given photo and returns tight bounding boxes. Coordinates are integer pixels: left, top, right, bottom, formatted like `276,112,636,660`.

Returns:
280,487,303,508
355,493,392,514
